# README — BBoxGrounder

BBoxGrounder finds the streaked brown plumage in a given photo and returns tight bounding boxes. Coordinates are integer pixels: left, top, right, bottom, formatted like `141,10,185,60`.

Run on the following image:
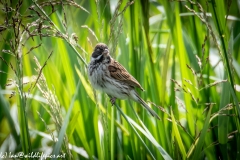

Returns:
108,60,144,91
88,43,159,119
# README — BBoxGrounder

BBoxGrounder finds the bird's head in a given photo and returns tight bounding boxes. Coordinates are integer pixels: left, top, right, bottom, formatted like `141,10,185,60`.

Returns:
90,43,110,63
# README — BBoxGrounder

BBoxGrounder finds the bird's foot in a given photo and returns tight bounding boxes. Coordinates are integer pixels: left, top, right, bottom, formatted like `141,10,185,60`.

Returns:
110,97,116,105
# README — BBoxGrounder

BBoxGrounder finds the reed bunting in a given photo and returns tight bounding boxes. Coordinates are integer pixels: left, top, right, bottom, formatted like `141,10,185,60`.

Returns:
88,43,159,119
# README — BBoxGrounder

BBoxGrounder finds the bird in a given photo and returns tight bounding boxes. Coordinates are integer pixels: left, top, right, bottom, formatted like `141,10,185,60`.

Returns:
87,43,160,119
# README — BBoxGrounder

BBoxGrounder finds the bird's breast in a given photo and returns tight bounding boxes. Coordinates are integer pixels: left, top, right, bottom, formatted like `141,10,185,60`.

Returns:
88,63,110,90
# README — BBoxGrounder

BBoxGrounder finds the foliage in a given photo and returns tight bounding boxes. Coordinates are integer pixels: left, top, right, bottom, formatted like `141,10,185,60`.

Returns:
0,0,240,159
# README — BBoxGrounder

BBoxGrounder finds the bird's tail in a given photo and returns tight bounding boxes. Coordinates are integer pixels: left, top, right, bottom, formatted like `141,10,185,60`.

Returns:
134,92,160,120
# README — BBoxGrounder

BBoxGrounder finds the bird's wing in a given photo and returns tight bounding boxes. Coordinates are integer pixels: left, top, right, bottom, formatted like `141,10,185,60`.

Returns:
108,59,144,91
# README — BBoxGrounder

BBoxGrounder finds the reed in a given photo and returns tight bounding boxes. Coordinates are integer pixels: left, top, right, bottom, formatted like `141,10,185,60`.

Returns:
0,0,239,159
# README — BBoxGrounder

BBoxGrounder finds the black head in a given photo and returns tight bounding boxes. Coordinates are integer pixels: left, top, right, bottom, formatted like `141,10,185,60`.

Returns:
92,43,109,58
90,43,110,63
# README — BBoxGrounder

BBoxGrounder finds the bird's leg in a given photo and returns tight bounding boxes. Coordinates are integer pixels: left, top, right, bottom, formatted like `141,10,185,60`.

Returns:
110,97,116,105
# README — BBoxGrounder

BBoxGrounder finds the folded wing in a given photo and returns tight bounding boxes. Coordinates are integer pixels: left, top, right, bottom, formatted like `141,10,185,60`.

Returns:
108,59,144,91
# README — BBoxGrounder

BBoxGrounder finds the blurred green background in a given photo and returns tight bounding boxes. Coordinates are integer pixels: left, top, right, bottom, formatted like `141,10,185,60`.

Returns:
0,0,240,159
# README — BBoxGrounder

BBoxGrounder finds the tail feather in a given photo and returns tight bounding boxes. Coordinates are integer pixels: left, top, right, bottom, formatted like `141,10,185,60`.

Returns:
134,93,160,120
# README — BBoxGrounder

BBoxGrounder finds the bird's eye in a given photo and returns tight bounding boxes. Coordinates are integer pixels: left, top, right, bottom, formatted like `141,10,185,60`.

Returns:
92,48,102,58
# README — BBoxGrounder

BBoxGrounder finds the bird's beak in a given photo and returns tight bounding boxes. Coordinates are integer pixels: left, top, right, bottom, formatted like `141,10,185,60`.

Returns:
103,48,109,56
